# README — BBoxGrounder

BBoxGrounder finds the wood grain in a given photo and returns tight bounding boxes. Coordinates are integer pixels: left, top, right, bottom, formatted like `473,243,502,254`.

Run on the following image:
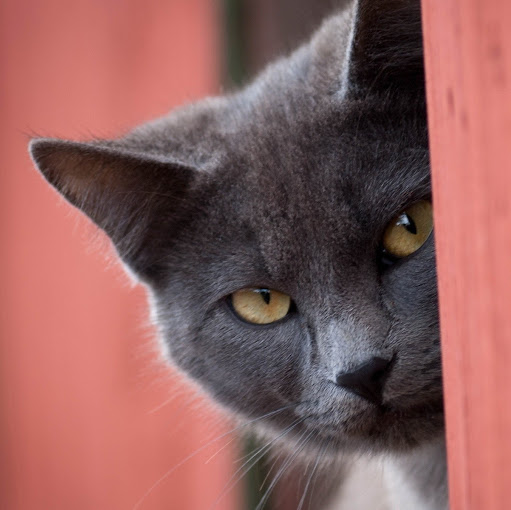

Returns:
0,1,239,509
422,0,511,508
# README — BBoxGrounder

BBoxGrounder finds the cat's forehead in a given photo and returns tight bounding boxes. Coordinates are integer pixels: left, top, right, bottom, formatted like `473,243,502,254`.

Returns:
173,100,428,288
225,100,429,210
131,77,429,232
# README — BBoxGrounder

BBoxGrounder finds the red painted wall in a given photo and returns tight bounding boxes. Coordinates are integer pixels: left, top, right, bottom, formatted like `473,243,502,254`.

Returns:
0,1,239,509
422,0,511,508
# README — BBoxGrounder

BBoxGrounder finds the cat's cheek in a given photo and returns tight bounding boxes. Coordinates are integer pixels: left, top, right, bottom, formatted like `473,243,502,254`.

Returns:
383,332,443,410
162,305,307,419
377,243,441,405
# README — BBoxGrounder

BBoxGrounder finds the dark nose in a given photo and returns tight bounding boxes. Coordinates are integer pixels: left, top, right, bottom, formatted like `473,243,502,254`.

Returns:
336,356,393,405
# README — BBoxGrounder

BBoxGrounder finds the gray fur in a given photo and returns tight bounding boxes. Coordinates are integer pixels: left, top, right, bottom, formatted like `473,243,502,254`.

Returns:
29,1,447,508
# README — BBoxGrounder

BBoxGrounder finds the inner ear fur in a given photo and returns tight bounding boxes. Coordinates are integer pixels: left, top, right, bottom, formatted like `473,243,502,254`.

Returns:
30,138,196,281
347,0,424,96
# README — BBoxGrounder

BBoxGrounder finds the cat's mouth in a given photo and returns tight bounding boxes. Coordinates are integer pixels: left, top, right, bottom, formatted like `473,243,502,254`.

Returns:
293,396,444,452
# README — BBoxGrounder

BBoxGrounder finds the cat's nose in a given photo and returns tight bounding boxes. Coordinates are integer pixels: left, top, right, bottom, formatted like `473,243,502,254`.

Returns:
335,356,393,405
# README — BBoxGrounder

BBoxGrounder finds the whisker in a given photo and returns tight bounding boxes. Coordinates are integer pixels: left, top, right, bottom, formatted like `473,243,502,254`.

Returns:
204,434,239,465
132,402,301,509
305,442,330,510
147,395,178,415
258,447,286,491
209,415,307,510
255,428,316,510
296,441,325,510
297,456,313,497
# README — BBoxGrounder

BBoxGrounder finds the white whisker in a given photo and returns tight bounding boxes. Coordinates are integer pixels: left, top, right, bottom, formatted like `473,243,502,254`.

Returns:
255,428,316,510
132,402,301,509
209,415,307,510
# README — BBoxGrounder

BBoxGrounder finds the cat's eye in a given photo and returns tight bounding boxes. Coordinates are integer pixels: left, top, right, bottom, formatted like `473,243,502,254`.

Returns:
230,288,292,325
382,200,433,259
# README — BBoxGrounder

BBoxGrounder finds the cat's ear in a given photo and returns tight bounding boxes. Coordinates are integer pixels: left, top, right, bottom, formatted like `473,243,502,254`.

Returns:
30,138,196,281
344,0,424,96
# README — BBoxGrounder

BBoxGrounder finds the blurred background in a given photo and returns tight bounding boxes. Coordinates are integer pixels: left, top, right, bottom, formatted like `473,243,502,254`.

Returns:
0,1,342,508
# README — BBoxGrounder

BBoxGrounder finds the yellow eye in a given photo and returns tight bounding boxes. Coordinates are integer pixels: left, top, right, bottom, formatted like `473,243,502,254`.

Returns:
231,288,292,325
383,200,433,258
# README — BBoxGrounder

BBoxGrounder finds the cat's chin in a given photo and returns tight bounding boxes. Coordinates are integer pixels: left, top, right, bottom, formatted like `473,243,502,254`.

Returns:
274,399,445,456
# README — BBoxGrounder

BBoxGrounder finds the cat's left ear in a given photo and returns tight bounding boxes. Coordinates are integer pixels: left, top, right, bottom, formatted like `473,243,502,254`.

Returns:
343,0,424,97
30,138,198,282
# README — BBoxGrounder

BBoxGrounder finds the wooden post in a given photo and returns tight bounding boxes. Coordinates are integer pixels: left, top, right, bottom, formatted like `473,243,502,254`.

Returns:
422,0,511,508
0,1,238,509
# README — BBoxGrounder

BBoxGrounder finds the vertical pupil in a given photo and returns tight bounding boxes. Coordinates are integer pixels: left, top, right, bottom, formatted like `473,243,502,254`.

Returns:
259,289,271,305
396,213,417,235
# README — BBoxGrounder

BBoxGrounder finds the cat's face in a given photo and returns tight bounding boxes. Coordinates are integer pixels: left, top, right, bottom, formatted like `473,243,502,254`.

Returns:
30,0,443,456
149,98,441,455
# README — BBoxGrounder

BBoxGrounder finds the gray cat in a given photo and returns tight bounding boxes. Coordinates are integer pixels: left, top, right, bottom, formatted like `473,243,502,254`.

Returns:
29,0,447,508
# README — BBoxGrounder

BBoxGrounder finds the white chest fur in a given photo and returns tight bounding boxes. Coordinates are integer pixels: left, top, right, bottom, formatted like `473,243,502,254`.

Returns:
326,439,448,510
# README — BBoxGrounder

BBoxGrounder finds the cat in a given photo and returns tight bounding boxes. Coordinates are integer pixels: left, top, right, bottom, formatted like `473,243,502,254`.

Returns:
29,0,447,508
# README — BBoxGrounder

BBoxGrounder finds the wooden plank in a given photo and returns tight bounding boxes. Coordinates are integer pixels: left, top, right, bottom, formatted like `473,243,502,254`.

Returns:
0,1,239,509
421,0,511,508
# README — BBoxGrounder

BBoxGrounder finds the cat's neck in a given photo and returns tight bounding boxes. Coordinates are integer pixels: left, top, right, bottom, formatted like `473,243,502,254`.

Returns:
384,437,448,510
325,438,448,510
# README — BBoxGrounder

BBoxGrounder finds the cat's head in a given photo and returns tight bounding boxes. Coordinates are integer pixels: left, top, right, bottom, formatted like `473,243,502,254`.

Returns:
30,0,443,455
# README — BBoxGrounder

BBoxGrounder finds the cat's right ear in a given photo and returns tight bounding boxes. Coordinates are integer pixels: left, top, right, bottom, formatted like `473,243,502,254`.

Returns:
30,138,197,281
343,0,424,97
